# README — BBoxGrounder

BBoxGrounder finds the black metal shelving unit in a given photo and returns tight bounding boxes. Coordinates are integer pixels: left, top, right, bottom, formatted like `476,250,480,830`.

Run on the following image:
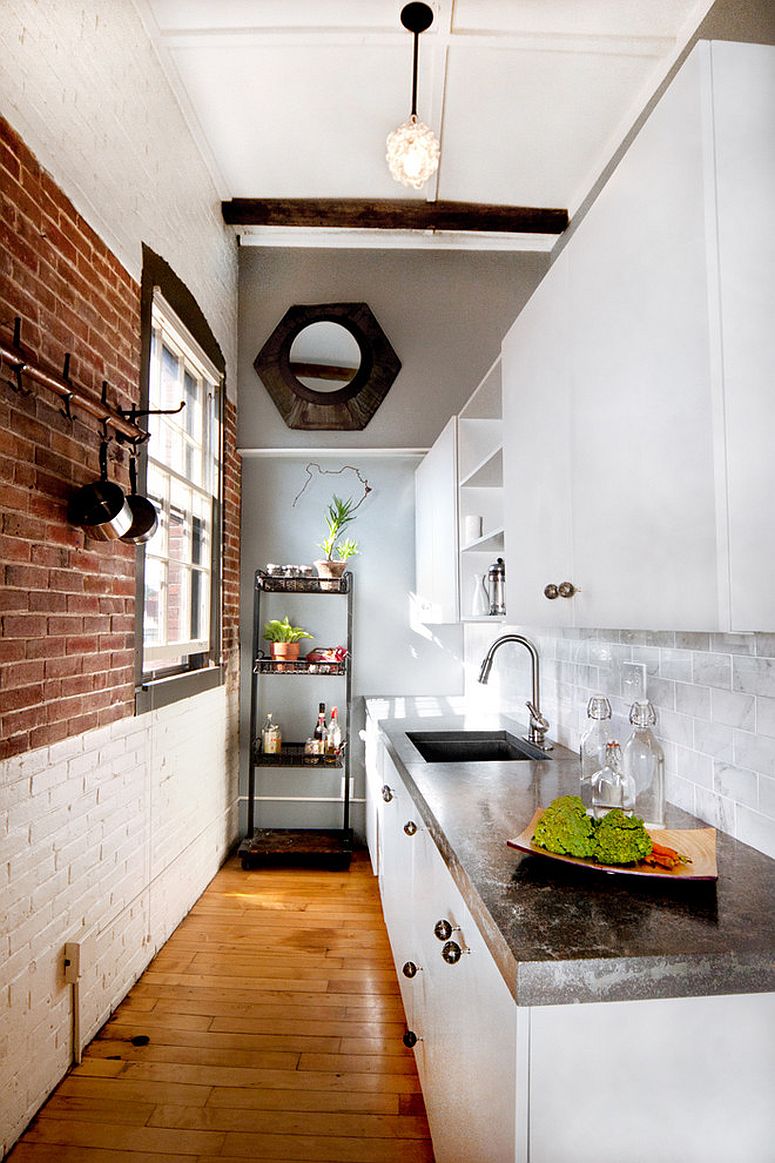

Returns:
239,569,353,870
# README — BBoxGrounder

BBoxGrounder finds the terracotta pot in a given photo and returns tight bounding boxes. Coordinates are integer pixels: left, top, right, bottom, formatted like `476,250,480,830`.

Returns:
269,642,301,661
314,559,347,579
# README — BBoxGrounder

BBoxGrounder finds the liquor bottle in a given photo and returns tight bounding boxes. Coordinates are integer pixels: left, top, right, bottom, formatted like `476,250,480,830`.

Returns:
579,694,613,808
326,706,342,758
623,700,665,826
591,740,635,819
262,712,281,754
313,702,327,745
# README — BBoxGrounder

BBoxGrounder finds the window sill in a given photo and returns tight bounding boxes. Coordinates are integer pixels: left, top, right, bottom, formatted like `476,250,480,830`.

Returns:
135,664,224,714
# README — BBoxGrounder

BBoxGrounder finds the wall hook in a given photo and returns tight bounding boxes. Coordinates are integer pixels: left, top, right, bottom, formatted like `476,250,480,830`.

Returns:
61,353,74,421
118,401,186,424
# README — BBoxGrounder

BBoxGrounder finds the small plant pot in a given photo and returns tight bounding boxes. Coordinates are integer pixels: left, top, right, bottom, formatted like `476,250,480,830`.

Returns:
314,559,347,580
269,642,301,662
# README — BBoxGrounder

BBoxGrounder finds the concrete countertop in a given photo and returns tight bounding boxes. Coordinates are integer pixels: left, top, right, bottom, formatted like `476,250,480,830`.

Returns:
368,697,775,1007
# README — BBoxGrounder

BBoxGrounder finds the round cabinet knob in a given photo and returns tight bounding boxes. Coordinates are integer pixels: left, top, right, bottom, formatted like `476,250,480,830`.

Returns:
403,820,418,836
544,583,559,600
558,581,579,598
403,1030,419,1048
402,961,420,978
381,785,394,803
434,919,456,942
441,940,464,965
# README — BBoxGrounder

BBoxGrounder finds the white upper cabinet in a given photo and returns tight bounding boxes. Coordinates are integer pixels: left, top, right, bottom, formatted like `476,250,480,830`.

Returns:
502,250,574,626
712,43,775,631
415,417,459,623
502,40,775,632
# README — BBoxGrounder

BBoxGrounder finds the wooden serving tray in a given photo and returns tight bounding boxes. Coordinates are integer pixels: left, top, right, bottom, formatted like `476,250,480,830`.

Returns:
507,808,718,880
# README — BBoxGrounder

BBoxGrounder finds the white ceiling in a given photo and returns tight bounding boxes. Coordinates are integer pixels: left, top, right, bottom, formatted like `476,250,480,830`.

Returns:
137,0,714,247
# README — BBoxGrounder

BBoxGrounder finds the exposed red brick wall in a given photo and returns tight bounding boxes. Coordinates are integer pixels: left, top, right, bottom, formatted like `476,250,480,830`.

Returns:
0,117,240,758
222,397,241,694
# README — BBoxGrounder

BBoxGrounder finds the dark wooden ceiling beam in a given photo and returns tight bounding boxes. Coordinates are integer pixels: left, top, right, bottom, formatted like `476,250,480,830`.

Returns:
222,198,568,234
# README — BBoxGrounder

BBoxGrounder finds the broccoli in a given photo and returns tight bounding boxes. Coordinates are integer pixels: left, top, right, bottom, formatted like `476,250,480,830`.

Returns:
532,795,597,858
592,809,653,865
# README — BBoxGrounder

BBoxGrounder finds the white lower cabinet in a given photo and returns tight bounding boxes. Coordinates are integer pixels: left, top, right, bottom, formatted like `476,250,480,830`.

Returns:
367,722,775,1163
377,748,516,1162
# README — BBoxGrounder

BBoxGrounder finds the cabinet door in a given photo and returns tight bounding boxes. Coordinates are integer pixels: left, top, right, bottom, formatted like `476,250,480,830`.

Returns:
415,417,459,623
415,833,517,1163
378,752,426,1029
712,42,775,630
567,43,718,630
502,250,574,626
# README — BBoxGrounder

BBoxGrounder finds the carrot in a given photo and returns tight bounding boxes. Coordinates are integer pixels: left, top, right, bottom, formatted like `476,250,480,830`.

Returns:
642,840,691,868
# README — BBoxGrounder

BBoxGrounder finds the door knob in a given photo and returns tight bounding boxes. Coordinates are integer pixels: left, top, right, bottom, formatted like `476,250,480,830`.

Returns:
381,785,394,802
403,1030,420,1048
402,961,421,978
441,940,468,965
544,581,580,599
403,820,418,836
433,918,459,942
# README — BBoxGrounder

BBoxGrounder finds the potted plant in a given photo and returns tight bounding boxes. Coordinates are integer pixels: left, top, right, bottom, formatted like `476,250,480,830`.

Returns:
263,617,313,662
314,495,361,580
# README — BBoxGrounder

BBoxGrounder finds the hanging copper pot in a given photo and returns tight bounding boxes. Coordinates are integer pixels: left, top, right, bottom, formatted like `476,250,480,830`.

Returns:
68,440,133,541
120,452,158,544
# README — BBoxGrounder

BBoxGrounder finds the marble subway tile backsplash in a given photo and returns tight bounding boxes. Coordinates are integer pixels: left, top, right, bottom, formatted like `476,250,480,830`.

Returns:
464,623,775,860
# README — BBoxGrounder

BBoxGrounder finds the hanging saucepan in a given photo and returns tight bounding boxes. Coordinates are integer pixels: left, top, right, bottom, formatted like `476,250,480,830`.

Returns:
68,439,133,541
120,451,158,544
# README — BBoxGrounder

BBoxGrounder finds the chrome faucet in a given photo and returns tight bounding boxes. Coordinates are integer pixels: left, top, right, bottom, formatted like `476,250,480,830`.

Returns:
477,634,552,750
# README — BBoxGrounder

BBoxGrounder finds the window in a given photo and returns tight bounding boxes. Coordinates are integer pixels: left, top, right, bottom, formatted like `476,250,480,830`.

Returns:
139,291,223,692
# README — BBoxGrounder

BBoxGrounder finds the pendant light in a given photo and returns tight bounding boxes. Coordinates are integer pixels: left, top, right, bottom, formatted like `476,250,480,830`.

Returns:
386,2,440,190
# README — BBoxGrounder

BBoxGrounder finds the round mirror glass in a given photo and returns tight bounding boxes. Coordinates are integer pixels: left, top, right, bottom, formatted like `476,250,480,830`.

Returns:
289,322,361,394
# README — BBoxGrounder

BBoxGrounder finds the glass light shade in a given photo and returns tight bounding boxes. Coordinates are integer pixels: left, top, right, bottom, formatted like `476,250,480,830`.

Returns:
386,114,440,189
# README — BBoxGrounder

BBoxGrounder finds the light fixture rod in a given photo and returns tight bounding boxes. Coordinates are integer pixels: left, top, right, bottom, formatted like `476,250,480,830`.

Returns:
411,29,419,117
400,2,434,118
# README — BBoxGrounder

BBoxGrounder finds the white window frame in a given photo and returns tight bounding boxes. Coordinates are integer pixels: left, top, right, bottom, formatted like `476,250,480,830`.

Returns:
141,290,223,679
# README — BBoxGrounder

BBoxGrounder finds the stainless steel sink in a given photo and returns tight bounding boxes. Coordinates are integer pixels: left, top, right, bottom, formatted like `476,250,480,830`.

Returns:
407,730,548,764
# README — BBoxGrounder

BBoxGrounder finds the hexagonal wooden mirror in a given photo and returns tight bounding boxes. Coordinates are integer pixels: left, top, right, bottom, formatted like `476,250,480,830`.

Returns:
254,302,401,430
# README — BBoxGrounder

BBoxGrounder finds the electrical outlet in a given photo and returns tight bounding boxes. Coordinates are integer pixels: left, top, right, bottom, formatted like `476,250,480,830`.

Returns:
622,662,647,702
64,942,81,983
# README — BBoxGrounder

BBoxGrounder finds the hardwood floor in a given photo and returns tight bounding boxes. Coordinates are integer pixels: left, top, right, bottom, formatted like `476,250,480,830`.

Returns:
9,852,434,1162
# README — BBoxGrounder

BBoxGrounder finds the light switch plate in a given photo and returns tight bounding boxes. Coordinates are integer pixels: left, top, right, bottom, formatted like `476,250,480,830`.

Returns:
622,662,647,702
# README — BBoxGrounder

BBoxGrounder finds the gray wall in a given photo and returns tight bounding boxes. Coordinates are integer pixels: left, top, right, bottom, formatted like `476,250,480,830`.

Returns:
238,247,548,449
240,455,463,836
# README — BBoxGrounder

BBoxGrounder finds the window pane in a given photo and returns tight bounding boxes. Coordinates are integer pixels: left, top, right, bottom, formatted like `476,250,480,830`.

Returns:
144,557,164,647
184,370,201,439
159,344,182,410
191,568,209,642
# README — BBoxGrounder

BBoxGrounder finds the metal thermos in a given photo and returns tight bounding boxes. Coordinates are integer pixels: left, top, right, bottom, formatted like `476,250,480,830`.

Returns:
487,558,506,616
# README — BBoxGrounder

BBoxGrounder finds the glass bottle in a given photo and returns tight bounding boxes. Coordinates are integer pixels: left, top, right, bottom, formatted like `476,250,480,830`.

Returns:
326,706,342,762
592,740,635,819
313,702,327,752
623,700,665,827
262,712,281,754
579,694,613,808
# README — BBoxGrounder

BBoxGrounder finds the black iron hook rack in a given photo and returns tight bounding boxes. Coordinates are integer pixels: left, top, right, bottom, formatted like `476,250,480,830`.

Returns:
0,316,185,446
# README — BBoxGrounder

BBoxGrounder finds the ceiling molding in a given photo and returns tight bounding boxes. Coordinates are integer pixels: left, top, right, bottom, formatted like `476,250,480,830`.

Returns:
234,227,559,253
222,199,568,235
153,27,675,60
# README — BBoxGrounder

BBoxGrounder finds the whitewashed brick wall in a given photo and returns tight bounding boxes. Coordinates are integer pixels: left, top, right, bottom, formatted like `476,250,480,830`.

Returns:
465,624,775,860
0,0,237,386
0,686,240,1154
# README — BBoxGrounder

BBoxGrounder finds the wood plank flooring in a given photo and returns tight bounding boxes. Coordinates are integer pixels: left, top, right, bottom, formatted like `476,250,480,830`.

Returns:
8,852,434,1162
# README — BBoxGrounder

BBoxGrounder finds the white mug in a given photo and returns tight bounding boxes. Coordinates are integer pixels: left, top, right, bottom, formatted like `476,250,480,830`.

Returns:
464,515,483,543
